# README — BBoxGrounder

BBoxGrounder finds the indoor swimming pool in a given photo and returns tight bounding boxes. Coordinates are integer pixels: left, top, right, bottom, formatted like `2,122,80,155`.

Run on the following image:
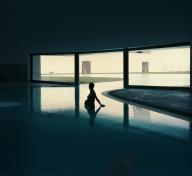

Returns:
0,81,192,175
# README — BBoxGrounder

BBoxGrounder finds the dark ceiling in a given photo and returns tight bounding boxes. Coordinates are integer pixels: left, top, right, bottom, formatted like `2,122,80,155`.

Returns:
0,0,191,63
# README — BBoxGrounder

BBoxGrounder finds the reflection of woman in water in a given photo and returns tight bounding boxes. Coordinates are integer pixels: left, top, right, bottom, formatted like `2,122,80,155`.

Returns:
84,82,105,127
87,106,102,127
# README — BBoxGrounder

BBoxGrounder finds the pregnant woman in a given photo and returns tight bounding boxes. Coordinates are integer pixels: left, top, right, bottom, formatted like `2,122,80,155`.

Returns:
84,82,105,109
84,82,105,127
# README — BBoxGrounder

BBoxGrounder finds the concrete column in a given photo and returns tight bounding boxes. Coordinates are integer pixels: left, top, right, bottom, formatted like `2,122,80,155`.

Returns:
123,49,128,88
75,53,79,86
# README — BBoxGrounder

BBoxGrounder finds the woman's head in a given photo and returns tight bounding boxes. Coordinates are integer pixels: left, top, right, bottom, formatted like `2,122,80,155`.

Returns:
89,82,94,90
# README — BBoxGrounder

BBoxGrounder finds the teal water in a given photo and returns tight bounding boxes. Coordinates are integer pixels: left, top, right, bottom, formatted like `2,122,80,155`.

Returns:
0,82,192,175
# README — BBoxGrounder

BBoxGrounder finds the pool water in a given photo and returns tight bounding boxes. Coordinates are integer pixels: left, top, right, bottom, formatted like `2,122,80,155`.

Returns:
0,82,192,175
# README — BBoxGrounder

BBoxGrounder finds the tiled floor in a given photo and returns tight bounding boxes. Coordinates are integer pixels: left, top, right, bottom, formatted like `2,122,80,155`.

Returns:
0,82,192,175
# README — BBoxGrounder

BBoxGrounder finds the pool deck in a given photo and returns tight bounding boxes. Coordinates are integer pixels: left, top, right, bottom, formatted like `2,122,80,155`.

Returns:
106,88,192,120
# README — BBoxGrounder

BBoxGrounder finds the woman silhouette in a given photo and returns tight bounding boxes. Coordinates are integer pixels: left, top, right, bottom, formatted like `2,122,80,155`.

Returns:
84,82,105,109
84,82,105,127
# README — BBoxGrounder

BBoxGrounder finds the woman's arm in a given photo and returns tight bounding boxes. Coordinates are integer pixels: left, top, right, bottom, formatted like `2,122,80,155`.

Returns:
95,96,102,106
95,92,105,107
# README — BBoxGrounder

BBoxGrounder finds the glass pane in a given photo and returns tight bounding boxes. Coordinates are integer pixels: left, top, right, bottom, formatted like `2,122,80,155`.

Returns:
79,52,123,84
129,46,190,87
32,54,74,83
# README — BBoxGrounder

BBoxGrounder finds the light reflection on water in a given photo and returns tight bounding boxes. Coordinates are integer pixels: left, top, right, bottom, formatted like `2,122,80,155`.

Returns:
129,105,189,140
32,81,190,140
32,88,74,113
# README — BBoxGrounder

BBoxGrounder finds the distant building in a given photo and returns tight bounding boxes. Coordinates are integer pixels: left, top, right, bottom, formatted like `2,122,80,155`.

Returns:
82,61,91,74
142,62,149,73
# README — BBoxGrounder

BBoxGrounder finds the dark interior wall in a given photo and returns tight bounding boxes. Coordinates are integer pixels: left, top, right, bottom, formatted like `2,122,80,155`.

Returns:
0,64,28,82
0,1,191,82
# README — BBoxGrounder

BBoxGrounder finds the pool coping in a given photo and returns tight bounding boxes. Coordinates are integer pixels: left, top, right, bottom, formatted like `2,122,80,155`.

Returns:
102,89,192,122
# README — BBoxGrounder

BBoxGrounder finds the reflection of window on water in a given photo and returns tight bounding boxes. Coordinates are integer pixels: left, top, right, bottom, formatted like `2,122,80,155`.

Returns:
133,106,151,121
82,61,91,74
142,62,149,73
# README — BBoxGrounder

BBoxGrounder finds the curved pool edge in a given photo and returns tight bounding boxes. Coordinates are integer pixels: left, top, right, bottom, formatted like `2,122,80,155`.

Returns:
102,89,192,123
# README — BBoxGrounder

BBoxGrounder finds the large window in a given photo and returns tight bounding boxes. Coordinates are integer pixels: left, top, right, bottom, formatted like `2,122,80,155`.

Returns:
129,45,190,87
32,54,75,83
79,51,123,84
